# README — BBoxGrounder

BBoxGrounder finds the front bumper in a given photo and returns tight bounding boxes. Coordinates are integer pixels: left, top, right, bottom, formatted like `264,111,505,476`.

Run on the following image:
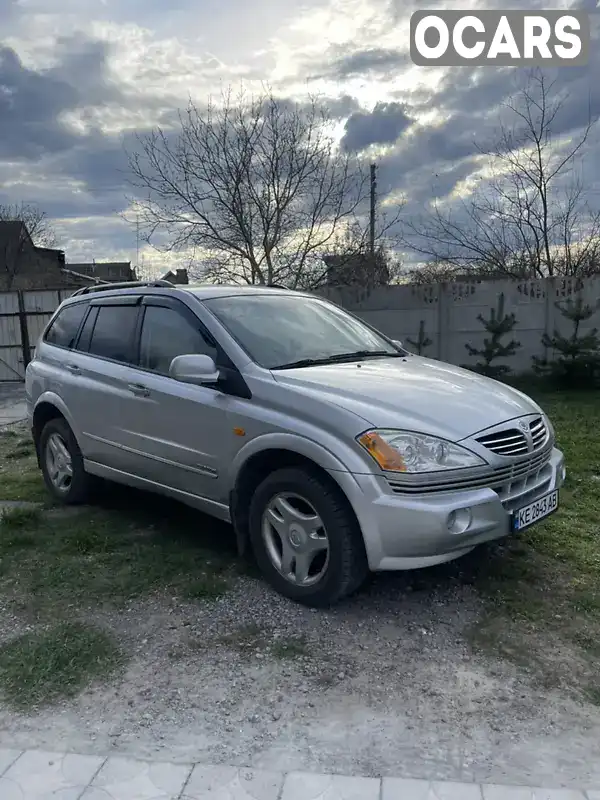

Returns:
348,447,565,572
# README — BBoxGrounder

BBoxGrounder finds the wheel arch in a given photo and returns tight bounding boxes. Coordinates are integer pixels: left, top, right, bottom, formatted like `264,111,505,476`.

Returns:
31,394,73,462
230,440,365,559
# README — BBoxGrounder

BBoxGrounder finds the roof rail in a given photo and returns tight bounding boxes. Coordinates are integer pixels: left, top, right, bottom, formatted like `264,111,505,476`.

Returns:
71,279,175,297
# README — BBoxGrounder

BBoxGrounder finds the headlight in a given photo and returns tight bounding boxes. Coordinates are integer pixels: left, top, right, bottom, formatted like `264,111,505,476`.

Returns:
357,429,485,474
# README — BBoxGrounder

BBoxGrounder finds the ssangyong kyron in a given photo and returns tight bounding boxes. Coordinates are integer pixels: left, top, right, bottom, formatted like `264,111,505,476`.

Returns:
25,282,565,606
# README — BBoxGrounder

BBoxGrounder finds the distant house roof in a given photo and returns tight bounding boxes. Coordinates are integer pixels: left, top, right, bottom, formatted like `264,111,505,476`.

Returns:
67,262,134,282
0,220,33,257
161,268,189,285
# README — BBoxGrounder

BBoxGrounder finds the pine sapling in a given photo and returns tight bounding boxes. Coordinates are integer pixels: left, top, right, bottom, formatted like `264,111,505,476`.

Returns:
464,293,521,380
407,320,433,356
532,295,600,388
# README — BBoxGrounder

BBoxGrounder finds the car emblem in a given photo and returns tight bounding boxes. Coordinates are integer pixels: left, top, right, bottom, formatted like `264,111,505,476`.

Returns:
518,419,534,451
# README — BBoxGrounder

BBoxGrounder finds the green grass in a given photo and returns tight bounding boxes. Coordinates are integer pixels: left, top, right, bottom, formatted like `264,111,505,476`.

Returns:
0,622,122,710
0,430,48,503
0,426,239,621
462,389,600,698
0,506,42,529
0,499,236,617
0,426,246,707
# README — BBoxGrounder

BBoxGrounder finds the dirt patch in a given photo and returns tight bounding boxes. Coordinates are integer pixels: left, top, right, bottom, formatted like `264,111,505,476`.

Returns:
0,570,599,788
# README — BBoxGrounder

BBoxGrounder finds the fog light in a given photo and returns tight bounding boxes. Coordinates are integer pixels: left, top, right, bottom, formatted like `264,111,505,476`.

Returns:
447,507,472,535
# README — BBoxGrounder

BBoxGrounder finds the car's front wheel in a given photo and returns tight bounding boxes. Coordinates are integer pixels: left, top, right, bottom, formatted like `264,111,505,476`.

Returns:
39,417,91,504
248,467,368,607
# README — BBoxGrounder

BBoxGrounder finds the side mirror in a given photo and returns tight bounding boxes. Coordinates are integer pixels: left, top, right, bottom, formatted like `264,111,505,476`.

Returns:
169,354,220,386
392,339,404,349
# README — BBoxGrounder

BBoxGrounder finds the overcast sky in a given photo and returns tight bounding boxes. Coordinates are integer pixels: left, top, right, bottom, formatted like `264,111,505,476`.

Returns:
1,0,598,273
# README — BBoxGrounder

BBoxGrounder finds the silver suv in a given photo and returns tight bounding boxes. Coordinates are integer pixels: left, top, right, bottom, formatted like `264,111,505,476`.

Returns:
25,281,566,607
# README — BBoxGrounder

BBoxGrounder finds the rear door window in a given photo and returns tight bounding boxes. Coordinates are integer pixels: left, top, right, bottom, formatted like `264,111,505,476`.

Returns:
87,305,140,364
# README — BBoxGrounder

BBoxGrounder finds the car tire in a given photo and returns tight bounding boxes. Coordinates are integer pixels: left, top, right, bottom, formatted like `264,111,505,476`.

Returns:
248,467,368,607
39,417,91,505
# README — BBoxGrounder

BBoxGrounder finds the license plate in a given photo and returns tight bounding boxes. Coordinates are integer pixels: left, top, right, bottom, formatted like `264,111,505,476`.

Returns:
512,490,559,532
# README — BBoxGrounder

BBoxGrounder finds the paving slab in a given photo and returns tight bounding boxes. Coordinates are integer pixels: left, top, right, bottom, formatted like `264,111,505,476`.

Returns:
0,749,105,799
382,778,484,800
182,764,283,799
0,748,22,776
0,747,597,800
482,788,587,800
281,771,381,800
82,756,192,800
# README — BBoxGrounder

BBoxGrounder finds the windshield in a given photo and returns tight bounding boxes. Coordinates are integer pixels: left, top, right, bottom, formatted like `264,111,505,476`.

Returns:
204,294,400,369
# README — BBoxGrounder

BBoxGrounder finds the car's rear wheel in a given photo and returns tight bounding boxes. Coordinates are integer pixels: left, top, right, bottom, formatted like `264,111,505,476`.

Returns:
248,467,368,607
39,417,91,504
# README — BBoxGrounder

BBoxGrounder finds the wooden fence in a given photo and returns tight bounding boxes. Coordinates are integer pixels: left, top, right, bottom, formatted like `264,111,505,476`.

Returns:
0,289,75,381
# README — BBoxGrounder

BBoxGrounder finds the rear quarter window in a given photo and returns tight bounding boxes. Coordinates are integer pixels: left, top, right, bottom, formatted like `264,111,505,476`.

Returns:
44,302,89,349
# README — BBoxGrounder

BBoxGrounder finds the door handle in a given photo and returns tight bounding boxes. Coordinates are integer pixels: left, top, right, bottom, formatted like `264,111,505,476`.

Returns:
128,383,150,397
65,363,81,374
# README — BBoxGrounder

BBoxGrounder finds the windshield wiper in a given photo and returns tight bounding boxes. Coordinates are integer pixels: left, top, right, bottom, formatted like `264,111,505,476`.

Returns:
272,350,403,370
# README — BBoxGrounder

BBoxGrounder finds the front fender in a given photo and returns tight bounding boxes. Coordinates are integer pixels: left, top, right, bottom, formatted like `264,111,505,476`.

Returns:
228,432,380,559
228,430,369,485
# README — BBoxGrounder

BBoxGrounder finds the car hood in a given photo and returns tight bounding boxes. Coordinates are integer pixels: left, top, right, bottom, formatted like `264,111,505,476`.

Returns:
271,356,542,441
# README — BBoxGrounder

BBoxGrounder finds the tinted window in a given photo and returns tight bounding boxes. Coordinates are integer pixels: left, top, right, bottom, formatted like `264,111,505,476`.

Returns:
44,303,88,349
88,305,139,363
76,307,98,352
204,295,397,369
140,305,217,374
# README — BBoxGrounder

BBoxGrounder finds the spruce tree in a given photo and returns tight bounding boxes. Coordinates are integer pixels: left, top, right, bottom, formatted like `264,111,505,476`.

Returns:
533,295,600,388
464,293,521,379
407,320,433,356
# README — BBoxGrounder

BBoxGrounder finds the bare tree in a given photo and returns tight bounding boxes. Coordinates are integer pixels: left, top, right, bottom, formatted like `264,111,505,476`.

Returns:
0,202,58,248
0,203,59,290
128,88,369,288
406,260,463,286
403,71,600,282
313,216,403,290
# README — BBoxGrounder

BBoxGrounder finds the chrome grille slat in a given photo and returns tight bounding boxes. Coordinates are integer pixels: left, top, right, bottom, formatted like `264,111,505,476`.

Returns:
386,447,552,496
482,434,525,445
475,416,548,457
477,428,528,455
493,444,530,456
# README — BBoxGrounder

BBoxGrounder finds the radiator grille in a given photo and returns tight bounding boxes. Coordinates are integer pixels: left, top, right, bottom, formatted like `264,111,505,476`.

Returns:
476,416,548,457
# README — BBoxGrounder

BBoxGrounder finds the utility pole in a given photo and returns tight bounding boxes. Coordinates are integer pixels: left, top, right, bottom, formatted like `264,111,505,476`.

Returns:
136,216,140,272
369,163,376,259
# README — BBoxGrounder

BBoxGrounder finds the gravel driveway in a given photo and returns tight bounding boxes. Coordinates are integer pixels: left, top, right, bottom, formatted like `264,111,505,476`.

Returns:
0,383,27,428
1,564,599,789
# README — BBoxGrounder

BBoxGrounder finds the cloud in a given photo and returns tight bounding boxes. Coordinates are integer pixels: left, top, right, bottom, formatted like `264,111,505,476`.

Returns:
0,0,598,271
313,47,409,80
0,38,124,160
341,102,413,151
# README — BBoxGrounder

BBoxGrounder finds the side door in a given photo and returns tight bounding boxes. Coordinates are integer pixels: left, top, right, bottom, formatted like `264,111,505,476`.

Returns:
115,295,238,504
69,295,146,476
